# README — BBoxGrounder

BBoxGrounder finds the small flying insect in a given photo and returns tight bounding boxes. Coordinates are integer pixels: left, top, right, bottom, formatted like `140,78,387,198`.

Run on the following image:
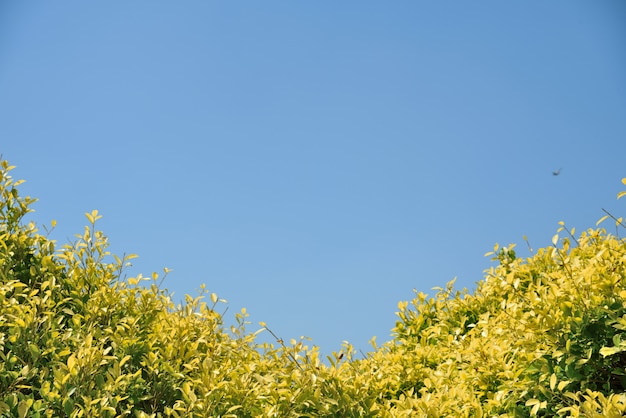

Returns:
552,168,562,176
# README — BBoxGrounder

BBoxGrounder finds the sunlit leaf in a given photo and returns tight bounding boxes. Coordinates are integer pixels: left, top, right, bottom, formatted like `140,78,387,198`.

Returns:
550,373,557,390
599,346,624,357
551,233,560,246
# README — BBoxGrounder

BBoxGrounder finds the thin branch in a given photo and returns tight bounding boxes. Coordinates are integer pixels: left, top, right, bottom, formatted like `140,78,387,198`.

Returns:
263,325,305,371
602,208,626,237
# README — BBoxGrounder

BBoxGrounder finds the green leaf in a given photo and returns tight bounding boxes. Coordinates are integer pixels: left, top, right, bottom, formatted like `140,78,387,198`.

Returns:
63,398,74,416
28,343,40,361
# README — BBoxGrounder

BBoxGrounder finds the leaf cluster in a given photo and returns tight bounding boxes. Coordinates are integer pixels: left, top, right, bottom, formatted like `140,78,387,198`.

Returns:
1,159,626,417
380,178,626,416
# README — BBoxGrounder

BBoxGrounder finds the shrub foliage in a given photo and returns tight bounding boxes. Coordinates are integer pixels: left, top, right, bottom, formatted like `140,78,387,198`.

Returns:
1,158,626,417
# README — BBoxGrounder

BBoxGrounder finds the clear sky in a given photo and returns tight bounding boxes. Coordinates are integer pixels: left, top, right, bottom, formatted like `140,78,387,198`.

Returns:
1,1,625,356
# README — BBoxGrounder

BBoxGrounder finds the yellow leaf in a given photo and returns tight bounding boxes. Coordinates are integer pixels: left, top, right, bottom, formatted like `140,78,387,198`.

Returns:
596,215,609,226
550,373,557,391
557,380,570,391
67,354,77,372
85,209,102,224
600,346,623,357
525,398,545,416
226,405,243,414
552,234,559,246
210,293,218,304
119,355,132,368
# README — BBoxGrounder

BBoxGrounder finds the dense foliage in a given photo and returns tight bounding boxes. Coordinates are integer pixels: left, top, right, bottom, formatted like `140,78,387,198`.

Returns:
1,158,626,417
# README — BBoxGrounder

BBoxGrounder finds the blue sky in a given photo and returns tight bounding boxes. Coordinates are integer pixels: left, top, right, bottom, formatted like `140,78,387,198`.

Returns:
1,1,625,356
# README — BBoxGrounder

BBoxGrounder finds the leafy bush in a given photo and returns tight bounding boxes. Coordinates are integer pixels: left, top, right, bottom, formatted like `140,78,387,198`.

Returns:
373,179,626,417
1,158,625,417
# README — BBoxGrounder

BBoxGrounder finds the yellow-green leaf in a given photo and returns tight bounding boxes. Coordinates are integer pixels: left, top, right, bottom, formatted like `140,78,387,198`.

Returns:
600,346,624,357
226,405,243,413
17,399,32,418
